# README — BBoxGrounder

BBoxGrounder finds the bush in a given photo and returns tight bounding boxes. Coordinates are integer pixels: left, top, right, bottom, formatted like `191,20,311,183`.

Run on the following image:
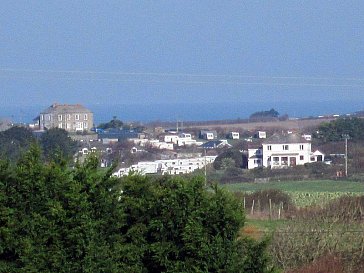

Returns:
235,189,295,215
296,195,364,222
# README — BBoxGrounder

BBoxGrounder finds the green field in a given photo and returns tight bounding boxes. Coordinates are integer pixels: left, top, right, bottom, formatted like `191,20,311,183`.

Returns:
222,180,364,207
222,180,364,193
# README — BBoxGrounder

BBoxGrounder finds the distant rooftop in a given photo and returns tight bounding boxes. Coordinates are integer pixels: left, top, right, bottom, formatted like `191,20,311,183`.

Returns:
41,103,92,114
263,133,310,144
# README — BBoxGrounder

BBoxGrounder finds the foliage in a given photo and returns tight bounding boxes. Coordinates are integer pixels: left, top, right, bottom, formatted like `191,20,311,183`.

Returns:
119,176,276,273
213,148,243,169
98,116,124,129
0,126,35,162
249,108,279,120
316,117,364,142
0,145,127,272
0,146,276,272
40,127,78,161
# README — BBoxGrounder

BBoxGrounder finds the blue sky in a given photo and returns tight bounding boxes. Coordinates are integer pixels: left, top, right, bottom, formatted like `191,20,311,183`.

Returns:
1,1,363,115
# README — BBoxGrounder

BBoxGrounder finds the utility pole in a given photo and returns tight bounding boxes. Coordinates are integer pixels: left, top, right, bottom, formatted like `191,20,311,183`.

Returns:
343,134,349,177
204,149,207,186
345,136,348,177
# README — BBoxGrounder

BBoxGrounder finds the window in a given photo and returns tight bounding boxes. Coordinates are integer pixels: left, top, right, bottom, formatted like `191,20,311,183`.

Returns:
84,114,88,120
267,145,272,150
47,115,51,121
273,157,279,165
67,114,71,121
75,114,80,121
300,144,304,150
40,115,44,121
283,145,289,150
83,122,88,129
66,123,71,129
282,157,288,165
58,123,62,129
58,115,62,121
300,155,304,160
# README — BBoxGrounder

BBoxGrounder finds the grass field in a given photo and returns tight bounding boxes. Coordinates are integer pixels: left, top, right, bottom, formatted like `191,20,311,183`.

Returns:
222,180,364,207
222,179,364,193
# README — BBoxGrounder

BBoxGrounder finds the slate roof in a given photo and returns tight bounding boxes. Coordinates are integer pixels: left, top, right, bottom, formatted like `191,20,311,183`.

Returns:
41,103,92,114
200,141,223,149
98,129,139,140
263,133,310,144
200,140,232,149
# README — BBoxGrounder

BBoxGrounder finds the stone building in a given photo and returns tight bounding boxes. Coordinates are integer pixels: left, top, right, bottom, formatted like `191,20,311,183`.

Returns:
39,103,93,132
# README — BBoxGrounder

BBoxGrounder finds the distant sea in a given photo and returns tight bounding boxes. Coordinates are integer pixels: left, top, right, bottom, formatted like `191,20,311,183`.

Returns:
1,100,363,125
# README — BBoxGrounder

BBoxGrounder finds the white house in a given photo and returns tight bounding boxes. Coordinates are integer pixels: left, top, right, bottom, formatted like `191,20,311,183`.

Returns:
255,131,267,139
247,133,325,169
229,132,240,139
200,130,217,140
176,133,193,146
302,134,312,141
113,156,217,177
164,134,179,144
247,148,263,169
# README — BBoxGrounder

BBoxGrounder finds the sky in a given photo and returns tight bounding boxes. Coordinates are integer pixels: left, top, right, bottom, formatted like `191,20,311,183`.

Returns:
1,1,364,121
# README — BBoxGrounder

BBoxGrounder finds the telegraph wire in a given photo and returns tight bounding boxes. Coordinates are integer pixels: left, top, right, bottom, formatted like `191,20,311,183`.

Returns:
1,68,364,82
1,69,364,88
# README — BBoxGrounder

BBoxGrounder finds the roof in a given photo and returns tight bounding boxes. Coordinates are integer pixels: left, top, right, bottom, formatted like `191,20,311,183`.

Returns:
41,103,92,114
263,133,310,145
249,155,262,159
200,140,232,149
200,141,223,149
98,129,139,140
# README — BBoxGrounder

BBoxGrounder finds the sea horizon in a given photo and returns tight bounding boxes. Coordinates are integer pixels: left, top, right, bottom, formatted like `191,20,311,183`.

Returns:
0,100,363,125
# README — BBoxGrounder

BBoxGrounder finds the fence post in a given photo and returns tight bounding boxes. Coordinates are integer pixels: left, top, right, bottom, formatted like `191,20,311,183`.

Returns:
278,207,281,220
251,199,255,215
269,198,272,219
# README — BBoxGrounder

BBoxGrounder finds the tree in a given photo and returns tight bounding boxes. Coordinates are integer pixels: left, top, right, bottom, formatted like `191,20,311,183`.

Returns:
316,117,364,142
214,149,243,170
250,108,280,121
98,116,124,129
0,145,128,272
119,175,276,272
0,146,276,272
0,126,35,162
40,128,78,160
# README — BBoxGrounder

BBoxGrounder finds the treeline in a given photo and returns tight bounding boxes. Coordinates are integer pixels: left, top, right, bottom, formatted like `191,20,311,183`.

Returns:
0,127,77,162
0,145,276,273
316,117,364,142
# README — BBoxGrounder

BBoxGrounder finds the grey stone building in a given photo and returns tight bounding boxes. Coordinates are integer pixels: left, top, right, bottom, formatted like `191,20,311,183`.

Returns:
39,103,93,132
